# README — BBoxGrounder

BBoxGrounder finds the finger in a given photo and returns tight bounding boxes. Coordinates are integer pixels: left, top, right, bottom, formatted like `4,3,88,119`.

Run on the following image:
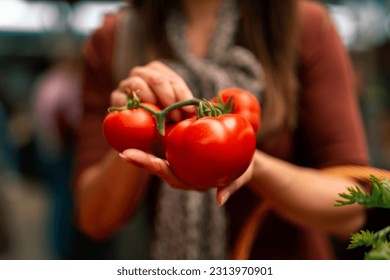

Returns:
120,149,183,188
119,149,156,172
216,159,255,206
167,108,182,123
216,182,241,206
170,80,196,114
120,149,207,191
130,66,176,108
148,61,193,99
149,157,187,189
150,158,207,192
148,61,195,110
110,90,127,107
147,61,177,75
119,76,157,104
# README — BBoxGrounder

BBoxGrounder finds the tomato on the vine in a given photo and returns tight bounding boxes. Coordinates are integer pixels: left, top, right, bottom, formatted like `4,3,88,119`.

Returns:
165,114,256,189
212,88,261,133
102,103,160,152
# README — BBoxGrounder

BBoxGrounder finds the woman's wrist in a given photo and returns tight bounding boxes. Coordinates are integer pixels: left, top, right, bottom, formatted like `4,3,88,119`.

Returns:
247,150,268,187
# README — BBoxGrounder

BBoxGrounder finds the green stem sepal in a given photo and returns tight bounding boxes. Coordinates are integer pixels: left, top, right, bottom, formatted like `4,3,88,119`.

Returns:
107,93,224,136
140,98,202,135
212,93,235,114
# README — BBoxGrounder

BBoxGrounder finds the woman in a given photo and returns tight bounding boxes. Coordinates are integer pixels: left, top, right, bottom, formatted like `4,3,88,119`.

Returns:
73,0,370,259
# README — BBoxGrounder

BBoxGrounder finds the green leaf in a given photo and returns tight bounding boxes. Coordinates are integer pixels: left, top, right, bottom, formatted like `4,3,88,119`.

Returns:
335,176,390,208
336,176,390,260
364,244,390,260
348,230,374,249
348,226,390,260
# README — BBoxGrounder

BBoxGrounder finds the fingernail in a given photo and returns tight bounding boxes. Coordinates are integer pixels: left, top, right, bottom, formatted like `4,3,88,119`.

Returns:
218,192,230,207
119,151,133,160
119,151,142,167
120,149,136,158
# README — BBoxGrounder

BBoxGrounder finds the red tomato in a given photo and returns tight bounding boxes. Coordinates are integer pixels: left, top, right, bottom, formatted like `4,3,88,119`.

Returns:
102,103,160,152
156,113,198,157
165,114,256,189
212,88,261,133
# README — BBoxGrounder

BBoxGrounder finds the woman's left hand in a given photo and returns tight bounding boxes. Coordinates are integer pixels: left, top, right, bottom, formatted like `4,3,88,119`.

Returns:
119,148,254,205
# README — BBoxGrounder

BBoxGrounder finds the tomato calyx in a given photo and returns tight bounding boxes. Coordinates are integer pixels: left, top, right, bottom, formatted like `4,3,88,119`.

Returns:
212,94,235,114
153,99,223,135
106,92,144,113
196,100,223,118
211,88,261,133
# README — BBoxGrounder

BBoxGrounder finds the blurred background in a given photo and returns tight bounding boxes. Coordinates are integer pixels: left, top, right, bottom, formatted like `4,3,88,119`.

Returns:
0,0,389,260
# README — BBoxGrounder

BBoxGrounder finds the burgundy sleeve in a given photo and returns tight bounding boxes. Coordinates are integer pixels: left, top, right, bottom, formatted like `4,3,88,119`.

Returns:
72,14,118,183
297,2,370,168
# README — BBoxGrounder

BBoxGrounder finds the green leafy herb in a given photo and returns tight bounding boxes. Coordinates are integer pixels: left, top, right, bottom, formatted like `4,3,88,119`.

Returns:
347,230,375,249
335,175,390,260
335,176,390,208
348,227,390,260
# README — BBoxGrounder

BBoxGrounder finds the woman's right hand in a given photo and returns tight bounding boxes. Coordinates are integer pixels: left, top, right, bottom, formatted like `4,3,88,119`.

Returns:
119,148,255,206
111,60,195,121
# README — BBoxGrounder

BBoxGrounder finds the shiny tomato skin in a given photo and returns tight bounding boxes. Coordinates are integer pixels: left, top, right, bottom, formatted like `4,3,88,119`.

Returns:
102,103,160,152
213,88,261,133
165,114,256,189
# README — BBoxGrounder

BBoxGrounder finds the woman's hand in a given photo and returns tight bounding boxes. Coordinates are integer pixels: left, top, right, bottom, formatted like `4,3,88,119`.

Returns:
111,61,195,121
120,148,254,206
111,61,254,204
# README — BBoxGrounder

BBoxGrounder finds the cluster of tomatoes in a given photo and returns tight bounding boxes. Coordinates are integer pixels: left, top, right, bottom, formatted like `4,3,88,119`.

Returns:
102,88,261,190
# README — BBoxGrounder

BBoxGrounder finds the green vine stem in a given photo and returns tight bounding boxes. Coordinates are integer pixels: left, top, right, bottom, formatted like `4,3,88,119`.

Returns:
139,98,202,135
107,92,143,113
108,93,224,135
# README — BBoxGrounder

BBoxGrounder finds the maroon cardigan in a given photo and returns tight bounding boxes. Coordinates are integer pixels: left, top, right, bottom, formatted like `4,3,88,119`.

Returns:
74,1,370,259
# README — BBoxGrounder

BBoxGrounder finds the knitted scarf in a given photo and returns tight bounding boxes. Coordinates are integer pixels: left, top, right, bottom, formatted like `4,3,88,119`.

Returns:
150,0,264,259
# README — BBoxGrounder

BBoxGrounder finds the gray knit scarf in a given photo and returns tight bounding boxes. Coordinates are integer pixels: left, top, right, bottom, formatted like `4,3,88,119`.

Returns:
149,0,264,260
